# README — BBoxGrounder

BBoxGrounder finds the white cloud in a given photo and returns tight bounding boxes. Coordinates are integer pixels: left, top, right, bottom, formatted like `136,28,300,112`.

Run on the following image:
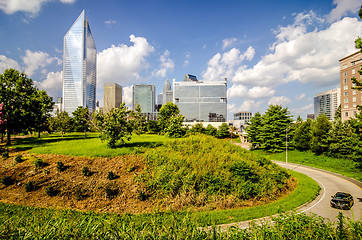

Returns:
227,84,247,98
291,103,313,115
183,52,191,67
0,0,76,16
328,0,361,23
122,86,133,108
153,50,175,78
0,55,21,73
105,19,117,25
202,46,255,81
247,86,275,99
36,71,62,97
22,49,61,76
268,96,291,106
295,93,306,100
222,38,238,49
97,35,154,86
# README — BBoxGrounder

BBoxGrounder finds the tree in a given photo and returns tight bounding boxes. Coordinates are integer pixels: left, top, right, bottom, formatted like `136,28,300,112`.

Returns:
310,114,331,155
72,106,90,138
189,123,204,134
50,110,72,137
101,103,133,148
0,69,40,145
158,102,180,132
165,114,185,138
246,112,263,149
327,119,357,158
147,120,161,134
32,90,54,138
293,118,312,151
90,109,104,132
204,124,217,136
259,105,293,152
130,104,146,136
216,123,230,139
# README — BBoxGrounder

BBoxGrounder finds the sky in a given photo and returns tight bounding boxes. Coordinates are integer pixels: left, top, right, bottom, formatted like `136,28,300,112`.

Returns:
0,0,361,120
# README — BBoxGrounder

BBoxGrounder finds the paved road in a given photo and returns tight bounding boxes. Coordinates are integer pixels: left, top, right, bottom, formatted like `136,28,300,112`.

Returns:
275,161,362,222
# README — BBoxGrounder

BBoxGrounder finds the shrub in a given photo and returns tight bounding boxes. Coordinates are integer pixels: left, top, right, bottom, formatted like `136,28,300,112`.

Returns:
34,158,45,169
105,186,119,199
45,185,59,197
107,171,117,180
82,166,91,177
2,151,9,159
74,188,88,201
137,190,149,201
1,176,14,186
15,155,23,163
24,181,36,192
56,161,66,172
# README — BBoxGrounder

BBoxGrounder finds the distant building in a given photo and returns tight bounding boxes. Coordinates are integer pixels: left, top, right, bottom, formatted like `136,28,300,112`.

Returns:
132,84,155,113
103,83,122,113
163,79,173,105
52,97,62,116
184,74,198,82
314,88,340,121
339,51,362,121
234,112,252,122
62,10,97,115
173,77,227,122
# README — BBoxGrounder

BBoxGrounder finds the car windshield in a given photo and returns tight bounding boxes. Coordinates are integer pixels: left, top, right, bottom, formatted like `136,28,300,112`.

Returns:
335,193,348,199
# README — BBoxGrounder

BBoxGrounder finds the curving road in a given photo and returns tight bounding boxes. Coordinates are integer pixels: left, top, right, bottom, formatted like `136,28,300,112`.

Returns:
275,161,362,222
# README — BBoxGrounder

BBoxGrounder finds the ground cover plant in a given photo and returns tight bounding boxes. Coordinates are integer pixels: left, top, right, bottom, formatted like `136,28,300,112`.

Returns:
254,150,362,181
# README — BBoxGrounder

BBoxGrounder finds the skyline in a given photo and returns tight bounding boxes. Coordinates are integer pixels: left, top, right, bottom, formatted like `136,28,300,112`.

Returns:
0,0,361,119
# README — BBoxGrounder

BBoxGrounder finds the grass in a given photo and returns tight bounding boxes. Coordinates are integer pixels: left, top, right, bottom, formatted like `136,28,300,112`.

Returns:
254,150,362,182
13,133,168,157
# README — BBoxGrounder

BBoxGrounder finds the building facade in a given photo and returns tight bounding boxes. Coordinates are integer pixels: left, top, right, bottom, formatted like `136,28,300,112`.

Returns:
173,78,227,122
62,10,97,115
103,83,122,113
162,79,173,105
314,88,340,121
339,51,362,121
132,84,155,113
234,112,252,122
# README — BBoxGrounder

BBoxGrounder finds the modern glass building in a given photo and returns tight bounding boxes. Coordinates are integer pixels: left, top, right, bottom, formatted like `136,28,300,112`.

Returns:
314,88,340,121
132,84,155,113
173,78,227,122
62,10,97,114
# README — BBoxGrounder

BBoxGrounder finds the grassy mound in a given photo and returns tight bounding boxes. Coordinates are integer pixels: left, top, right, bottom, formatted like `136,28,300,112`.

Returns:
136,134,293,210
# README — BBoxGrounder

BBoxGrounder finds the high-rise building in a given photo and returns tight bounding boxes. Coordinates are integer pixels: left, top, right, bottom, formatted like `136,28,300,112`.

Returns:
314,88,340,121
103,83,122,113
184,74,198,82
339,51,362,121
234,112,252,122
132,84,155,113
62,10,97,115
173,77,227,122
162,79,173,105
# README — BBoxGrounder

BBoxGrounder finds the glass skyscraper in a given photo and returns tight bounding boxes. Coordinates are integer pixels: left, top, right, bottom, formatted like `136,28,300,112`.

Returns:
62,10,97,114
132,84,156,113
173,78,227,122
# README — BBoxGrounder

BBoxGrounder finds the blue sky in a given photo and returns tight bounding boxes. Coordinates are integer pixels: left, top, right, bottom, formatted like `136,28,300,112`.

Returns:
0,0,361,119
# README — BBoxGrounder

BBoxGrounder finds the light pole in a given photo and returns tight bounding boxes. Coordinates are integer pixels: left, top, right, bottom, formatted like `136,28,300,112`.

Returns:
286,127,288,164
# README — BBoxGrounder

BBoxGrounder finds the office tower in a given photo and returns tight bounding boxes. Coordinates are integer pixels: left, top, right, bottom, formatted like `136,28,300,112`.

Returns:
339,51,362,121
132,84,155,113
184,74,198,82
62,10,97,115
162,79,173,105
173,77,227,122
314,88,341,121
104,83,122,113
234,112,252,122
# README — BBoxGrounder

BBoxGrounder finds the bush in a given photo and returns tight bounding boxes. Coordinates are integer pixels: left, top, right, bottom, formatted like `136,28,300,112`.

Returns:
137,190,149,201
74,188,88,201
82,166,91,177
2,151,9,159
107,171,117,180
56,161,66,172
1,176,14,186
45,185,59,197
105,186,119,199
34,158,45,169
14,155,23,163
24,181,36,192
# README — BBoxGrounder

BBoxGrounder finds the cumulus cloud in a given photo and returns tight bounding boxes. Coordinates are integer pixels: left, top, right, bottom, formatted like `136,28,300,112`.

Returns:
122,86,133,108
291,103,313,115
36,71,62,97
295,93,306,100
222,38,238,49
227,84,247,98
328,0,361,23
97,35,154,85
0,0,76,16
247,86,275,99
22,49,61,76
0,55,21,72
153,50,175,78
202,46,255,81
268,96,291,106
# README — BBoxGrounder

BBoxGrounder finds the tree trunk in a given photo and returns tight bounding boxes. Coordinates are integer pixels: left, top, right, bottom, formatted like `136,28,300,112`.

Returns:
6,132,11,145
38,129,41,138
84,129,86,139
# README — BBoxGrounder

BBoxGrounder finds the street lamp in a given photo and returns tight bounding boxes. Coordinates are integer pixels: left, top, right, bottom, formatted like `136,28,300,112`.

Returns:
285,125,291,164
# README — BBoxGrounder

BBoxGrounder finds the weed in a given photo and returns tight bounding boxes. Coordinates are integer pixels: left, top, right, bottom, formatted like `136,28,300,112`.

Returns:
24,181,37,192
14,155,23,163
56,161,66,172
105,185,119,199
82,166,91,177
34,158,46,169
107,171,117,180
45,185,59,197
137,190,149,201
2,151,9,159
1,176,14,186
74,188,88,201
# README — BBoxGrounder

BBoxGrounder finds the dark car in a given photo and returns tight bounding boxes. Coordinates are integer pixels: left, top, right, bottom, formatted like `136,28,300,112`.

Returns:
330,192,354,210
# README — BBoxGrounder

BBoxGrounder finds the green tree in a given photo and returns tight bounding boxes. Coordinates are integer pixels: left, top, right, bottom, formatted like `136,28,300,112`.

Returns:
216,123,230,139
204,124,217,136
90,109,104,132
130,104,146,136
165,114,185,138
32,90,54,138
334,105,341,121
246,112,263,149
158,102,180,132
327,119,357,158
310,114,331,155
293,118,313,151
0,69,39,145
102,103,132,148
50,110,72,137
259,105,293,152
147,120,161,134
72,106,90,138
189,123,204,134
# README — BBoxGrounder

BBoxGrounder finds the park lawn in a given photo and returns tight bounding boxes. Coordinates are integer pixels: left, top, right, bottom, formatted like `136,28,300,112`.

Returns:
254,150,362,182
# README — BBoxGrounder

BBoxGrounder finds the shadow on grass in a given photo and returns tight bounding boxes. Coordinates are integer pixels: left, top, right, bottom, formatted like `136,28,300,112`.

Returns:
119,141,164,149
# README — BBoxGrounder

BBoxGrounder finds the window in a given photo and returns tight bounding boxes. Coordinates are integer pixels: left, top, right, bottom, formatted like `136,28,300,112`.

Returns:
344,92,348,97
352,83,356,87
345,112,348,117
344,78,348,84
344,98,348,103
352,69,356,74
343,64,348,69
343,72,347,77
353,97,356,102
344,104,348,109
344,85,348,90
353,90,356,95
353,104,356,107
352,62,355,66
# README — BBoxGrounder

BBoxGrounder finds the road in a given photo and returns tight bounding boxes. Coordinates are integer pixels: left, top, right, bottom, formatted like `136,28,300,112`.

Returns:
275,161,362,222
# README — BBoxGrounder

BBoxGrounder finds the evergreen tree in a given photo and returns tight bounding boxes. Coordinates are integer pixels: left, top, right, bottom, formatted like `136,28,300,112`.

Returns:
130,104,146,136
327,119,357,158
216,123,230,139
158,102,180,132
189,123,204,134
293,118,313,151
165,114,185,138
310,114,331,155
246,112,263,149
204,124,217,136
259,105,293,152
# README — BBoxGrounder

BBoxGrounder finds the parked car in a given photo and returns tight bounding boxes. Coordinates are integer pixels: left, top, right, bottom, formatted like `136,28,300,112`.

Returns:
330,192,354,210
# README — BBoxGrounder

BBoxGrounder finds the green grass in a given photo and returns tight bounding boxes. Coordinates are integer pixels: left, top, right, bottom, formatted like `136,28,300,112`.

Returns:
13,133,168,157
254,150,362,182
